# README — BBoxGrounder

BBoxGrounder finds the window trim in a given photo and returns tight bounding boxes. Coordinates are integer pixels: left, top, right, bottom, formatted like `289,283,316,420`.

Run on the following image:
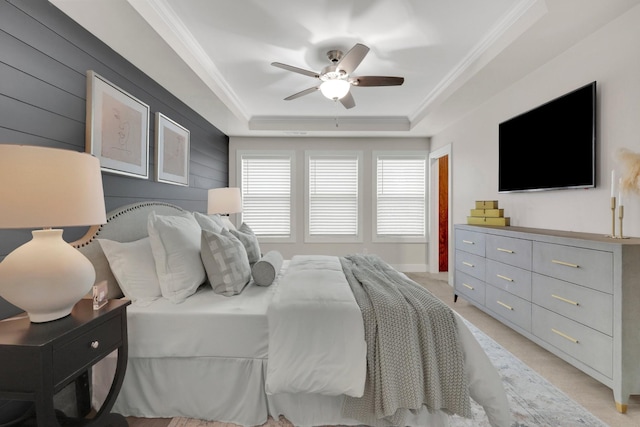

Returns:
304,150,363,244
372,151,428,244
236,150,296,244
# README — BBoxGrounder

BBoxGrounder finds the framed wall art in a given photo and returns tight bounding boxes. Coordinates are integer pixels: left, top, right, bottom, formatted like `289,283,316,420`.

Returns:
155,112,190,186
86,70,150,179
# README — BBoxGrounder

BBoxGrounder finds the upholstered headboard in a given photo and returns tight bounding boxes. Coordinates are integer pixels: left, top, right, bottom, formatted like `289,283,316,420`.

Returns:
71,201,186,299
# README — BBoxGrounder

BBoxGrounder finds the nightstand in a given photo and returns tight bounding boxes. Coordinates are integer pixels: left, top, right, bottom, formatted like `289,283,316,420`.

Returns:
0,299,130,426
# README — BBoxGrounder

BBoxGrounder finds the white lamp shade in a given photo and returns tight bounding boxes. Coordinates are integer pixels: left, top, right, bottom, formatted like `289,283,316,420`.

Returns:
320,79,351,100
0,144,106,228
0,144,107,322
208,187,242,215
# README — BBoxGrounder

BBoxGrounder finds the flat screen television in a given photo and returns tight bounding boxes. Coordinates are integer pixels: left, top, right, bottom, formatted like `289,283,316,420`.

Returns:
498,81,596,193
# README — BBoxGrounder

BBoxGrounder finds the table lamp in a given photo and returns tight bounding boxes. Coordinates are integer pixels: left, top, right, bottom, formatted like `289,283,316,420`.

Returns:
207,187,242,229
0,145,106,323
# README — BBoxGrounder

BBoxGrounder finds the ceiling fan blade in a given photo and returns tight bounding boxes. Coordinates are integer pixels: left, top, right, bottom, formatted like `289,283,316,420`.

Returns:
284,86,319,100
352,76,405,86
340,91,356,109
336,43,369,75
271,62,319,78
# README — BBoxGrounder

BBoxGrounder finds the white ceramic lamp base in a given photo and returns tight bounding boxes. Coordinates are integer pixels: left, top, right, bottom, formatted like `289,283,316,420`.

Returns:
0,229,95,323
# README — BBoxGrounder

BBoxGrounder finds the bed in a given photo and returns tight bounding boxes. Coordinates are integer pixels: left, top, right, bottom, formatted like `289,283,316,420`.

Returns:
73,201,510,427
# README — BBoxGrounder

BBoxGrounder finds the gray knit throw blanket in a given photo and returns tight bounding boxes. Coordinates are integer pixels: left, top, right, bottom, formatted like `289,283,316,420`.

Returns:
340,254,472,426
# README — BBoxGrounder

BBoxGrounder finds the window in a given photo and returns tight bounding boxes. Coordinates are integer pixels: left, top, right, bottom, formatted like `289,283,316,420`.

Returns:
238,151,294,241
375,152,427,242
306,152,362,242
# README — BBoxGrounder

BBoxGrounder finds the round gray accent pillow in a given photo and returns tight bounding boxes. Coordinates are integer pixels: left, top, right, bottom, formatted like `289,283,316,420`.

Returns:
251,250,283,287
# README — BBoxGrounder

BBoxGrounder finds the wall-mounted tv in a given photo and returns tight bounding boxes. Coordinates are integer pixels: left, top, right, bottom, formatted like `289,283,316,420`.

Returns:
498,81,596,193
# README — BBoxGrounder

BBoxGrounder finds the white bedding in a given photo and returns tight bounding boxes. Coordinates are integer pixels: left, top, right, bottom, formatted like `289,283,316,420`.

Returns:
93,256,510,427
126,279,279,359
265,255,367,397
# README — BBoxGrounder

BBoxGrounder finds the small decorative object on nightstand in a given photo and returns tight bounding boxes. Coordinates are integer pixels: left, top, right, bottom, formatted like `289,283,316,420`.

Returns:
0,299,130,426
93,280,109,310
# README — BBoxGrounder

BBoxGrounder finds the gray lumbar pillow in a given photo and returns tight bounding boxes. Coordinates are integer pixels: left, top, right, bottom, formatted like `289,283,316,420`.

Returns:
251,250,283,287
200,229,251,296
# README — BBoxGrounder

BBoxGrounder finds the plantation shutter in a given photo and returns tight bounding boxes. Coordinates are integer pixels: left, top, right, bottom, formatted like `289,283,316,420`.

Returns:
308,154,358,236
241,154,291,237
376,155,426,236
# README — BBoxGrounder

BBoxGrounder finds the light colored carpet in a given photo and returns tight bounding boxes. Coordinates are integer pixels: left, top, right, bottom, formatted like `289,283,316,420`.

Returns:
167,315,607,427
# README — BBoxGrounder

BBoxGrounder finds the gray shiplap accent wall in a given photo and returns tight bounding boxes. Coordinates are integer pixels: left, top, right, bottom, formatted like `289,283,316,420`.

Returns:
0,0,228,315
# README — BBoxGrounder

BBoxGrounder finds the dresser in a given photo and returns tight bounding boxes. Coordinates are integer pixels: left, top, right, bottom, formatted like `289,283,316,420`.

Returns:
0,299,130,426
454,224,640,413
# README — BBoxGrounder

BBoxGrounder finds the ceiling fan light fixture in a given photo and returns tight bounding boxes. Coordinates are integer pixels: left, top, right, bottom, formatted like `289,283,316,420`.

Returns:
320,79,350,100
272,43,403,109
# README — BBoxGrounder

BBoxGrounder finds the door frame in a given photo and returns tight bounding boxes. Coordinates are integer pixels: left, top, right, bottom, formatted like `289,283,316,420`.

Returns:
428,144,452,284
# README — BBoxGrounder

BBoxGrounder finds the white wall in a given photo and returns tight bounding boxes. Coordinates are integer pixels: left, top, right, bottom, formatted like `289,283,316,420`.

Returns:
229,137,430,271
431,5,640,248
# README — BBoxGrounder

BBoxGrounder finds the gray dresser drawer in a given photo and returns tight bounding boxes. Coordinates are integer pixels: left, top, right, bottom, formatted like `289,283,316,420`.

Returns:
455,250,485,281
532,305,613,378
485,234,532,270
486,259,532,301
454,270,486,306
532,273,612,336
455,229,485,257
485,285,531,332
532,242,613,293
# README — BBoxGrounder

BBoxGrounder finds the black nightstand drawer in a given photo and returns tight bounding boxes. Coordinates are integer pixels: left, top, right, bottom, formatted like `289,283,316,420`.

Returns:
54,315,122,385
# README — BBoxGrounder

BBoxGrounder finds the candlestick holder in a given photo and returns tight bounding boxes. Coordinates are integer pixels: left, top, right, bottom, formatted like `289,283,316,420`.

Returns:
618,205,629,239
607,196,617,238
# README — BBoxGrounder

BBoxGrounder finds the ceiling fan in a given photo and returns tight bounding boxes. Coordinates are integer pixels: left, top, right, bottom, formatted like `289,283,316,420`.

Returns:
271,43,404,109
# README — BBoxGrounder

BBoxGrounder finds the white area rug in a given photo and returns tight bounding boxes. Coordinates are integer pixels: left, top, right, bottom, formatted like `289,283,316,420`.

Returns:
168,318,607,427
450,319,607,427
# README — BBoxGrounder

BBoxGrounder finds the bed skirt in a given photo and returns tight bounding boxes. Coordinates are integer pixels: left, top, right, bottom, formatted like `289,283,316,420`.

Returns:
93,355,451,427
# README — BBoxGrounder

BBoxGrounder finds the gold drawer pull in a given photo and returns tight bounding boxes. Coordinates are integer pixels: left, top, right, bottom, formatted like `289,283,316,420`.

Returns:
496,300,513,310
551,328,579,344
463,283,474,290
462,261,474,267
497,247,514,254
552,294,579,306
90,340,100,349
497,274,513,282
462,240,475,245
552,259,579,268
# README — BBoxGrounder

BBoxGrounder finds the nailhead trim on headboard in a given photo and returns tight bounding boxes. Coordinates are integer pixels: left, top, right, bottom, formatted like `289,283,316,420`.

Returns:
70,201,185,248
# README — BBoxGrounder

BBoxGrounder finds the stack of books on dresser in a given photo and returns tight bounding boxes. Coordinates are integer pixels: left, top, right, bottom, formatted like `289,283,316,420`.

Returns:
467,200,510,226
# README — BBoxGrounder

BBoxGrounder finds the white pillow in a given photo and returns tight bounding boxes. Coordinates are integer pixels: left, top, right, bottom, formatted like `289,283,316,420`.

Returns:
147,211,206,303
193,211,225,233
221,216,237,231
98,237,161,306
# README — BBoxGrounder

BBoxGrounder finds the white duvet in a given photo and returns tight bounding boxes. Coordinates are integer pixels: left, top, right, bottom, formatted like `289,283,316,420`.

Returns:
265,255,367,397
265,255,511,427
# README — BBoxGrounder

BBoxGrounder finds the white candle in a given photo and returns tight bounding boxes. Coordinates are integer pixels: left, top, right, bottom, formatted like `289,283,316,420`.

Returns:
611,170,616,197
619,178,623,206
